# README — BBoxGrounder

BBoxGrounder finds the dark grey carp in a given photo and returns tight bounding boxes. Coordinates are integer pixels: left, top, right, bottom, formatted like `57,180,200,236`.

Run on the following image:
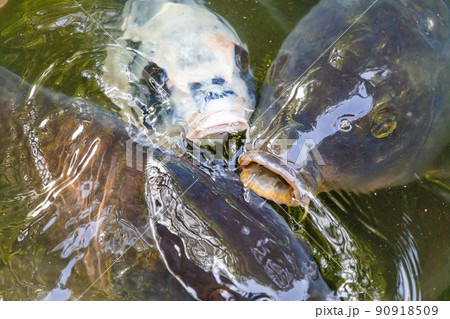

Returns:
239,0,450,206
145,150,333,300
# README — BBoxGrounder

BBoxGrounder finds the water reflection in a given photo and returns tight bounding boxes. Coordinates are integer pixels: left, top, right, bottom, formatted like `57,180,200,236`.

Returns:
282,197,382,301
314,168,450,300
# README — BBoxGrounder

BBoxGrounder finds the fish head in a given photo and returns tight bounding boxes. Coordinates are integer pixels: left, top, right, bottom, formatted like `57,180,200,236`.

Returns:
140,5,256,141
240,54,436,205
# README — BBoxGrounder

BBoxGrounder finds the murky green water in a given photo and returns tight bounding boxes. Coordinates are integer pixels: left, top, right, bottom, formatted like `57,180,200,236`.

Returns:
0,0,448,300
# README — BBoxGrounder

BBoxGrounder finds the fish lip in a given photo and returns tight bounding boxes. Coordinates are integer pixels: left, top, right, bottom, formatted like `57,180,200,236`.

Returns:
239,151,316,206
186,111,248,140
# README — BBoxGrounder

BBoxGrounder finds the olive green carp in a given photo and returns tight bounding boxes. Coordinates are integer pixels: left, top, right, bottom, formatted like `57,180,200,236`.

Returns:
239,0,450,206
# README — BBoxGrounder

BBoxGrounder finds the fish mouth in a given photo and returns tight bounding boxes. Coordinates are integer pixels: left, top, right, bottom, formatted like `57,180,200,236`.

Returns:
239,151,316,206
187,111,248,140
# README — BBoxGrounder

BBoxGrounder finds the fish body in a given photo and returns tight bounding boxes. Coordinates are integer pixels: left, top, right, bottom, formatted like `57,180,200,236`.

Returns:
1,65,330,300
102,0,255,144
0,65,162,299
145,150,333,300
239,0,450,206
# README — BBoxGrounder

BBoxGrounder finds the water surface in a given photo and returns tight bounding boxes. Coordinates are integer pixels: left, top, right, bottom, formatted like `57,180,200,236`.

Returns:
0,0,448,300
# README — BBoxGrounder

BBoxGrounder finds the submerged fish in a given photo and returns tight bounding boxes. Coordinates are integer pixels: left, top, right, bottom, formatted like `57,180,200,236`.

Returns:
145,150,333,300
239,0,450,206
0,66,330,300
0,65,163,299
102,0,255,145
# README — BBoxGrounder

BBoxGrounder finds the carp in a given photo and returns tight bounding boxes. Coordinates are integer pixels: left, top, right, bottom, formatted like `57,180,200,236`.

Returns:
239,0,450,206
145,149,333,300
0,65,330,300
102,0,255,145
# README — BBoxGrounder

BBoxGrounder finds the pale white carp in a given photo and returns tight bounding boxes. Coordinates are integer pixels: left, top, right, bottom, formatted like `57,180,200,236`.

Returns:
102,0,255,147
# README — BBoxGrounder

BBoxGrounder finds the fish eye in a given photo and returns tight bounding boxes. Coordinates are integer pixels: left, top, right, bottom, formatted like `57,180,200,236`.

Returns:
235,44,249,72
189,81,202,90
339,118,352,132
371,103,397,138
143,62,168,92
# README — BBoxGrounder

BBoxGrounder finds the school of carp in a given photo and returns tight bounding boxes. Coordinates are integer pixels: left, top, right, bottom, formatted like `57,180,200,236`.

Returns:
0,0,448,301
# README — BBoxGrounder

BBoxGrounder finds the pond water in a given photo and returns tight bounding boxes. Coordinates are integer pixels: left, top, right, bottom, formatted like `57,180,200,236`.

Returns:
0,0,448,300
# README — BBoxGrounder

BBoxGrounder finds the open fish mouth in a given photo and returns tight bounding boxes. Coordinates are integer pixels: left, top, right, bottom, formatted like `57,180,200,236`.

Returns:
187,110,248,140
239,151,315,206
